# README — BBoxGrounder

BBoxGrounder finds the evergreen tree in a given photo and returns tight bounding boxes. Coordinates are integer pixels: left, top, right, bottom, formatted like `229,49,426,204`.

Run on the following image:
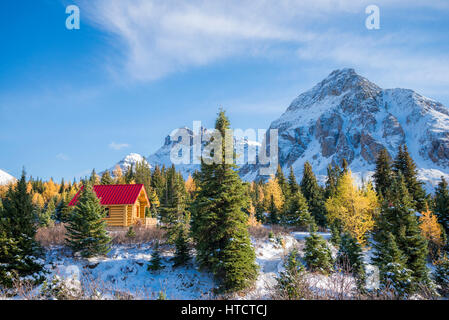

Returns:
281,190,312,227
337,233,366,290
148,241,164,271
38,198,55,227
65,183,111,258
300,162,327,227
330,223,342,248
275,248,308,299
325,163,341,199
372,232,413,297
89,169,99,185
190,110,258,292
303,223,333,274
159,165,189,243
173,223,191,267
275,164,288,198
0,170,42,287
373,174,429,290
100,170,114,185
124,164,135,184
373,148,393,198
0,169,43,287
287,167,299,195
434,254,449,296
393,145,427,211
434,177,449,238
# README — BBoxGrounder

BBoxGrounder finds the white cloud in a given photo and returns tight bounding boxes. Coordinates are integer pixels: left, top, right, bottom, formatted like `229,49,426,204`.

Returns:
56,153,70,161
78,0,449,99
109,142,130,150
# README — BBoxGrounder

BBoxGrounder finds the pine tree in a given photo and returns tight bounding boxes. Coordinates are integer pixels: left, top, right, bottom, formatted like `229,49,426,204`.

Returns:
372,232,413,297
65,183,111,258
325,163,341,199
393,145,427,211
303,223,333,274
275,164,288,198
300,162,327,227
281,190,312,227
89,169,100,185
39,198,55,227
434,254,449,296
0,169,43,287
434,177,449,238
287,167,299,195
124,164,135,184
159,165,189,243
275,248,308,299
148,241,164,271
100,171,114,185
373,148,393,198
190,110,258,292
173,223,191,267
337,233,366,290
373,174,429,290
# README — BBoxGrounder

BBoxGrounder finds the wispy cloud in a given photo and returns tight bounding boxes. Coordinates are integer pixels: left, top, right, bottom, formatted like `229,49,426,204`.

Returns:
56,153,70,161
109,142,130,150
78,0,449,97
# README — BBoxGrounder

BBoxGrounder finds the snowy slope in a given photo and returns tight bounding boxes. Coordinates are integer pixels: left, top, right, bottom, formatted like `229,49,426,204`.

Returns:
105,153,150,176
0,169,16,185
240,68,449,191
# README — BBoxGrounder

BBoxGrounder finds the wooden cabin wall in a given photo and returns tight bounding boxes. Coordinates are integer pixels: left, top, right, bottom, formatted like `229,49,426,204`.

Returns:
104,205,126,227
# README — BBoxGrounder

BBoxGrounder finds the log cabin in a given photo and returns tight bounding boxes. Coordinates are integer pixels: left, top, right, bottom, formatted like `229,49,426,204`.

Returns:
68,184,152,227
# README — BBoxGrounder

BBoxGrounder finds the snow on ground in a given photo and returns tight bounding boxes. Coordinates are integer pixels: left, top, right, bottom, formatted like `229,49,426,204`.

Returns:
42,244,215,300
16,230,380,300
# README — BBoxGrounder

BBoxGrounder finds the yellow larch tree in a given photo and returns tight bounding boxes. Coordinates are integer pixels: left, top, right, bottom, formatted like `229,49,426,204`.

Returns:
113,165,124,184
32,193,45,209
325,171,378,246
419,207,444,260
263,175,284,212
42,178,58,202
185,174,196,196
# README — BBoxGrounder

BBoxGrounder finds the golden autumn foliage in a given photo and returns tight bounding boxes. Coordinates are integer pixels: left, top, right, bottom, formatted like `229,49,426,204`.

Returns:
185,175,196,195
42,179,58,202
325,171,378,246
32,192,45,209
263,175,284,211
419,208,444,247
247,202,261,227
113,165,125,184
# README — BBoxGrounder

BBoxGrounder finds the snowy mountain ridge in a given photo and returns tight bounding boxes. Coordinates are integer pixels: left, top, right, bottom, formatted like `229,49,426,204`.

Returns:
109,68,449,191
0,169,16,185
239,68,449,190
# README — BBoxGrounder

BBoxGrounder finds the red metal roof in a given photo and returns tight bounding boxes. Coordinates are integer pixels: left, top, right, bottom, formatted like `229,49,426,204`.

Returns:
68,184,148,206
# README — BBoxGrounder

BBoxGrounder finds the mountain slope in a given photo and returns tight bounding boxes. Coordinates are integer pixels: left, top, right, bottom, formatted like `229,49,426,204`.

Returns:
240,68,449,190
0,169,16,185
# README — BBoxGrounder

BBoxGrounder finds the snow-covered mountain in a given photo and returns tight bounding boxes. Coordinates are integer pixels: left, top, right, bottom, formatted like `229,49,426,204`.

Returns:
106,153,150,176
239,68,449,190
0,169,16,185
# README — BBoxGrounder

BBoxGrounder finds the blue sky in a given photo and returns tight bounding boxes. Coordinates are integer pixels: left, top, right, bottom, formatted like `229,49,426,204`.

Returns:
1,0,449,181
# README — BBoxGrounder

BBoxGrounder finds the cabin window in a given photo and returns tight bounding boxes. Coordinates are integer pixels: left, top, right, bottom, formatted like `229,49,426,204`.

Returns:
105,208,110,218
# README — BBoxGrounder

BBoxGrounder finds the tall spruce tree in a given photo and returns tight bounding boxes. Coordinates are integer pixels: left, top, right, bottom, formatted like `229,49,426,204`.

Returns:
190,110,258,292
303,223,333,274
325,163,341,199
434,177,449,238
373,148,393,198
0,170,44,287
281,190,312,227
287,167,299,195
393,145,427,211
275,164,288,198
65,183,111,258
100,170,114,185
337,233,366,290
300,162,327,227
373,174,429,290
373,231,413,297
